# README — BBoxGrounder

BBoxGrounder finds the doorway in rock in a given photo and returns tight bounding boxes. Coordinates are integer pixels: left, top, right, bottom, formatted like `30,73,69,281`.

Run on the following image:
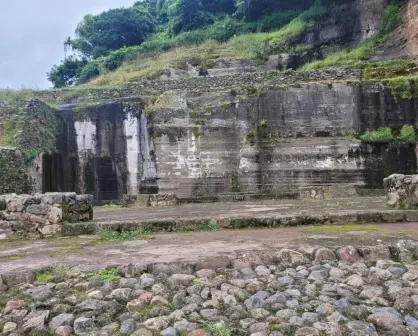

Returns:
42,153,78,193
97,157,119,200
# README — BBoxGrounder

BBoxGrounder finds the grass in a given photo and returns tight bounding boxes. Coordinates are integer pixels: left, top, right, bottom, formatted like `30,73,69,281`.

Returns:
301,1,405,71
35,271,53,282
91,269,120,283
304,224,390,234
199,223,222,232
98,227,153,241
87,3,326,86
204,322,232,336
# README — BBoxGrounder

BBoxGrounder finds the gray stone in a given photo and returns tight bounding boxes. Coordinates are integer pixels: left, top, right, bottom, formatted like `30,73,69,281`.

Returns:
359,286,383,299
337,246,360,263
143,316,170,331
49,313,75,331
294,327,319,336
405,315,418,328
160,327,178,336
367,313,403,330
24,285,53,301
3,322,17,335
244,291,269,309
314,248,337,262
173,319,198,333
346,321,378,336
277,249,309,266
73,317,95,335
327,311,348,324
120,319,136,335
168,274,195,288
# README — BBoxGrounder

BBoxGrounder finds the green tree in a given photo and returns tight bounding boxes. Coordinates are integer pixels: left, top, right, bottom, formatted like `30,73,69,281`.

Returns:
66,7,156,58
168,0,213,35
47,56,88,88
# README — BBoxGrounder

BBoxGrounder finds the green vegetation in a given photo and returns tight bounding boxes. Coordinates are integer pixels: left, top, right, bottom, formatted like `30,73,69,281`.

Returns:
359,127,394,143
97,227,153,241
385,77,418,101
397,125,416,144
204,322,232,336
48,0,327,87
246,129,257,146
35,271,53,282
301,1,406,70
199,223,222,231
358,125,417,144
91,269,120,283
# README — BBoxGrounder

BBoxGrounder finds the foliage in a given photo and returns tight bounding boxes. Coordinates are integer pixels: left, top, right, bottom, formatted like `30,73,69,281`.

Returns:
359,127,395,143
35,271,53,282
385,77,415,100
65,7,156,58
49,0,327,86
301,0,405,70
204,322,232,336
199,223,222,231
98,227,152,241
92,269,120,283
397,125,416,144
359,125,417,144
47,57,88,88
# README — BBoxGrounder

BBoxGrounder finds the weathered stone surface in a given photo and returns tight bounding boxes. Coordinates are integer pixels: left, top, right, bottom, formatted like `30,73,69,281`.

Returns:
73,317,95,335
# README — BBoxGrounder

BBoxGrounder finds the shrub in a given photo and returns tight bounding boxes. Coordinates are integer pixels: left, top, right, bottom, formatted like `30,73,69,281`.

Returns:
398,125,416,143
359,127,394,143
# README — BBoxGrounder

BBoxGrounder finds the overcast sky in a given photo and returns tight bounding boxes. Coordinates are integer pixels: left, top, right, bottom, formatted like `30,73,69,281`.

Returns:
0,0,136,89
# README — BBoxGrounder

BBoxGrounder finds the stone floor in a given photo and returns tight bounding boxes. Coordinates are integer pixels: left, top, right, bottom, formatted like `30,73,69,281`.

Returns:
93,197,397,225
1,222,417,275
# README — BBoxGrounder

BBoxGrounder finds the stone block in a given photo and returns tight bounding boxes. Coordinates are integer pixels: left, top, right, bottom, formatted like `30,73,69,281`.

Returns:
26,204,49,216
48,206,63,224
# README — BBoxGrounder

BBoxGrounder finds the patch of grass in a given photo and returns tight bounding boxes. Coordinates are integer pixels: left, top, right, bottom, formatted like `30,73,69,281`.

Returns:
35,271,53,282
199,224,222,232
304,224,389,234
204,322,232,336
192,129,204,138
95,203,122,210
246,129,257,146
193,119,207,126
91,268,120,283
302,1,405,71
172,226,195,233
98,227,153,241
138,303,152,320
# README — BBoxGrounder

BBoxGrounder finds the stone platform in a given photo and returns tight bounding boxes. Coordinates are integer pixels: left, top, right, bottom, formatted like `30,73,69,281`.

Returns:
64,196,418,235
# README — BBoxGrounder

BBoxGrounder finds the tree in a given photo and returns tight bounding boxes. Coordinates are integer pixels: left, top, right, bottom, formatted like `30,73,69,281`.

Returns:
66,7,156,58
168,0,213,35
47,57,88,88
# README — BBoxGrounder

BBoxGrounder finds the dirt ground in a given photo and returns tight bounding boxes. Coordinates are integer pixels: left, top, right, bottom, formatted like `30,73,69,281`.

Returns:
1,221,417,275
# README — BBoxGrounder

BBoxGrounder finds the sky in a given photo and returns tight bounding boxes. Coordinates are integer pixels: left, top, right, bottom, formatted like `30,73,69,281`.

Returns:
0,0,136,90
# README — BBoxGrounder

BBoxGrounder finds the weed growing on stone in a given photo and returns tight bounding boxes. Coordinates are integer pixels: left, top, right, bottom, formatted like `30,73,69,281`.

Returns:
203,322,232,336
98,227,152,241
91,269,120,283
35,271,53,282
199,223,222,232
359,127,394,143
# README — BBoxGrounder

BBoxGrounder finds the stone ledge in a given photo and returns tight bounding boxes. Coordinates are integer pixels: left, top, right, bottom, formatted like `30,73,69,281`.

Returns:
0,192,93,239
62,208,418,236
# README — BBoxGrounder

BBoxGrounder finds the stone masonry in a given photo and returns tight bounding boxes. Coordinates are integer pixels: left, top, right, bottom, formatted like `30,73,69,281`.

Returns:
384,174,418,208
1,240,417,335
0,192,93,239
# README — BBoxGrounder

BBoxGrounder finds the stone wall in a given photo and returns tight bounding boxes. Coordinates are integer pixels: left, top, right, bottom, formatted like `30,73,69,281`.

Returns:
0,148,32,195
33,69,362,104
41,80,418,201
0,192,93,239
384,173,418,207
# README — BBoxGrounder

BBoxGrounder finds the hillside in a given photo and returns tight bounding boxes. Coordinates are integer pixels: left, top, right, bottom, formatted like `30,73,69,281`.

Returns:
47,0,418,89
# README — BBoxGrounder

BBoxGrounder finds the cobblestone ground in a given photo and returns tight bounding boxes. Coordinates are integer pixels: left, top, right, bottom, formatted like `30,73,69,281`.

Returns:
1,235,418,335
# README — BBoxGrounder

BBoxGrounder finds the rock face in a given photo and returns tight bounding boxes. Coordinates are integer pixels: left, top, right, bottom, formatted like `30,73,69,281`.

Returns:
36,77,418,201
0,192,93,239
383,174,418,207
1,241,418,335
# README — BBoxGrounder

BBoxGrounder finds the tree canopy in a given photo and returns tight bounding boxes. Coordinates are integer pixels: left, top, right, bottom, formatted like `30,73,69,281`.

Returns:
48,0,325,88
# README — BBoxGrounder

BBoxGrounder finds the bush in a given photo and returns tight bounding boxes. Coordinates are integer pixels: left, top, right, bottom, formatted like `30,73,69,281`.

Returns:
360,127,394,143
398,125,416,143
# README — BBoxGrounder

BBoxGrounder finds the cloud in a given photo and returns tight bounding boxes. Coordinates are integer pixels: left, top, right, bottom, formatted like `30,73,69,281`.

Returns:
0,0,135,89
